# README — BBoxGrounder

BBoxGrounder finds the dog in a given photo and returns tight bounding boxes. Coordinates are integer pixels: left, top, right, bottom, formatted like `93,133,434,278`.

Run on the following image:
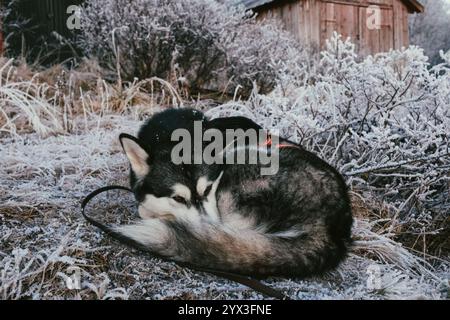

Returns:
89,108,353,277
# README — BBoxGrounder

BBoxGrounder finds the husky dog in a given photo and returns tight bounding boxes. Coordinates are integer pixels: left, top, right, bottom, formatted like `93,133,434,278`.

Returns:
92,109,352,277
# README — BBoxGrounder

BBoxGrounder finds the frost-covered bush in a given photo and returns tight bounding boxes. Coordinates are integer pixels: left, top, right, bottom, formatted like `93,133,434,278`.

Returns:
222,17,306,94
208,34,450,250
79,0,303,94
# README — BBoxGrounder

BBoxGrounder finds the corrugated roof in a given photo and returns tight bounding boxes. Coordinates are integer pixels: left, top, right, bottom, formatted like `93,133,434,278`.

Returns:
240,0,423,13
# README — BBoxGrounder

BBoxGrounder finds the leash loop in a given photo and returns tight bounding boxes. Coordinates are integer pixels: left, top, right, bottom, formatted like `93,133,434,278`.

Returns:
81,185,290,300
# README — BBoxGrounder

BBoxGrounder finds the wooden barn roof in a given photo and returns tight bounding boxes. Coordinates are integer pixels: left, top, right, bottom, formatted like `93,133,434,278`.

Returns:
240,0,424,13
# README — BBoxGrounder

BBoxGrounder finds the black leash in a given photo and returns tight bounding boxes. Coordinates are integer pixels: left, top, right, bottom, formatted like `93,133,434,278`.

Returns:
81,185,290,300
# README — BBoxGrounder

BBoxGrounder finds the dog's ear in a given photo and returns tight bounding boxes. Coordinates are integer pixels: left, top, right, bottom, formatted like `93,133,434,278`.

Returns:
119,133,150,178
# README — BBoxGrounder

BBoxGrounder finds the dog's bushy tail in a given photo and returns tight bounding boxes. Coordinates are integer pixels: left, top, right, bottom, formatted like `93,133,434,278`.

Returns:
98,217,349,278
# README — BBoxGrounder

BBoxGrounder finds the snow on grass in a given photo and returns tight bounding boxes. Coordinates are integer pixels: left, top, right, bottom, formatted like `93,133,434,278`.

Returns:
0,39,449,299
0,113,447,300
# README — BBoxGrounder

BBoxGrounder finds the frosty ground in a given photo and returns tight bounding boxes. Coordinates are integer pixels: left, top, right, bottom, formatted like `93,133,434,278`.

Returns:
0,15,449,298
1,113,448,300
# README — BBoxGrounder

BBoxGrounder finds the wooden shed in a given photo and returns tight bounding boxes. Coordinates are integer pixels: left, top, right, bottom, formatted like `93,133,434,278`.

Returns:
241,0,424,55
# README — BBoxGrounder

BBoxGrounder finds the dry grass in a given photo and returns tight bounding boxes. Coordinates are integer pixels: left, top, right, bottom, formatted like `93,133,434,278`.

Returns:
0,57,186,138
0,58,448,300
351,192,449,263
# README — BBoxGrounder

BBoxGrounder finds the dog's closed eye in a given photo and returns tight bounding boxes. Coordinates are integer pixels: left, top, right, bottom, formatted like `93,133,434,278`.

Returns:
172,196,187,205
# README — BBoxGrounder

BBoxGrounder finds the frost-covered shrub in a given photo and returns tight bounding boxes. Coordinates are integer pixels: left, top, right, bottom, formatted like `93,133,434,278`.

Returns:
79,0,303,94
222,18,306,95
208,34,450,250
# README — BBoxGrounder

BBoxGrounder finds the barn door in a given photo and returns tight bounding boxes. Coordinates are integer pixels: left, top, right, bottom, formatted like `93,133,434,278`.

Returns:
380,9,394,52
320,2,360,51
321,1,394,56
359,6,394,55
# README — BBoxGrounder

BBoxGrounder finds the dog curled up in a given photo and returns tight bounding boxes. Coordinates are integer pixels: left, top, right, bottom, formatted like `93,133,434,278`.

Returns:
88,108,353,278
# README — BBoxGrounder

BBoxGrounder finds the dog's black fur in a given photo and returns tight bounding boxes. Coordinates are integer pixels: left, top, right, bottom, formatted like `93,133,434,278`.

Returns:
92,108,353,278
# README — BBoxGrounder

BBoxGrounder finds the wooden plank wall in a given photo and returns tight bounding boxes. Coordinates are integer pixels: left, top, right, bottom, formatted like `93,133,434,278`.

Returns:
321,0,396,55
393,0,410,48
256,0,410,55
0,0,3,54
2,0,84,37
358,5,394,55
380,8,394,51
257,0,321,49
321,2,360,49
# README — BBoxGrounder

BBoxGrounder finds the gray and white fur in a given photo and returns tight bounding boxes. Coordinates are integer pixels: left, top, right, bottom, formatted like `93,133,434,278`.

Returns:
92,109,353,278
